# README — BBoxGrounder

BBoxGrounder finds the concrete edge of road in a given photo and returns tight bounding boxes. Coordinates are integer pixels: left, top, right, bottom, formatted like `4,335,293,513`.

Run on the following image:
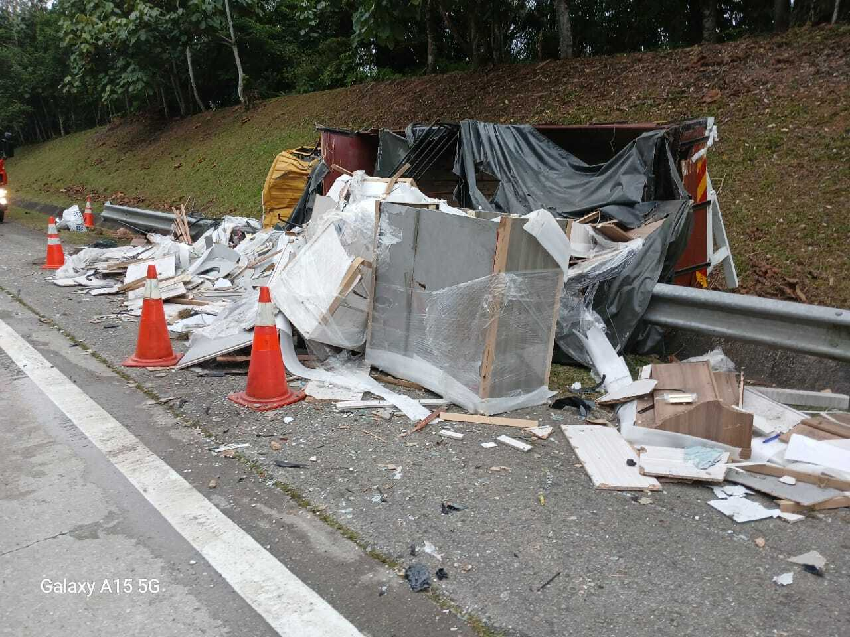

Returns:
0,281,497,637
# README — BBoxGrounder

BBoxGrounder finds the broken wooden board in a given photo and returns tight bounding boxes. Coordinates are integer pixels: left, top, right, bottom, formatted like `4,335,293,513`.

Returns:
725,467,843,506
777,495,850,512
737,463,850,492
637,446,729,483
801,415,850,439
439,412,538,429
561,425,660,491
778,423,841,444
649,362,752,456
653,399,753,458
597,379,657,405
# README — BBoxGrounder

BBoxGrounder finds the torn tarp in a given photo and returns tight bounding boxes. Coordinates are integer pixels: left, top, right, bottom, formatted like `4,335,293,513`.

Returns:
453,120,687,228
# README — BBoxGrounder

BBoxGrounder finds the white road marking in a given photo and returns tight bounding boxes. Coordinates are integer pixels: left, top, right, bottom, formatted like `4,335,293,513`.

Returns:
0,318,364,637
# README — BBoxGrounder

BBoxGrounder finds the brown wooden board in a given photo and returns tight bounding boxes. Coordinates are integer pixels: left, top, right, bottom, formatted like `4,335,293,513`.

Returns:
779,423,841,443
802,415,850,438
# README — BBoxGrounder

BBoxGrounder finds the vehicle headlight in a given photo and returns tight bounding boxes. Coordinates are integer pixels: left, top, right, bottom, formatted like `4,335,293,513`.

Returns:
0,188,7,197
0,188,7,205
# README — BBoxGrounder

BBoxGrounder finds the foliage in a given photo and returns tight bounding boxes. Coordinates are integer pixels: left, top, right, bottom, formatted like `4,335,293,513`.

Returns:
1,0,846,144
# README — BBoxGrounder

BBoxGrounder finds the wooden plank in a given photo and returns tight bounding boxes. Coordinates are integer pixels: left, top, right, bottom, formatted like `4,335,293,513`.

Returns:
738,463,850,492
713,371,740,406
801,415,850,438
826,412,850,426
637,446,729,482
561,425,661,491
439,412,538,429
778,423,841,443
478,216,512,399
725,468,842,506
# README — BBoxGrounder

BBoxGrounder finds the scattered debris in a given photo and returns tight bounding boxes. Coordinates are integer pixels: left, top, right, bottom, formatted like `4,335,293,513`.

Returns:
537,571,561,592
435,568,449,581
438,429,464,440
404,564,431,592
773,572,793,586
441,502,465,515
551,396,595,417
788,551,826,576
208,478,218,489
496,435,532,452
527,425,554,440
274,460,307,469
480,442,498,449
754,537,766,548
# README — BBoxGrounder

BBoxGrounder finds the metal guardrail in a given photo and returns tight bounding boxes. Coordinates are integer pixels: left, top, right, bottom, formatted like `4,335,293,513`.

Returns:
645,283,850,362
101,202,215,240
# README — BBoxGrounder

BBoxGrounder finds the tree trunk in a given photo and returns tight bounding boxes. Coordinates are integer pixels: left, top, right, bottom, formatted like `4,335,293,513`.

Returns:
58,110,65,137
702,0,718,43
555,0,573,59
159,85,170,119
426,0,436,74
834,0,843,23
436,0,472,60
186,46,206,111
170,63,187,117
224,0,245,105
775,0,790,31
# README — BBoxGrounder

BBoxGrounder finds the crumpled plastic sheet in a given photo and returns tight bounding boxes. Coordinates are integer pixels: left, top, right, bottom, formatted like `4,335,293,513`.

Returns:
277,315,430,421
190,215,262,256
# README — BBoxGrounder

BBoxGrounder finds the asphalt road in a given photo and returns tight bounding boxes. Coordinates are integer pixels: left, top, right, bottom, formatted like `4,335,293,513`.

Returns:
1,218,848,637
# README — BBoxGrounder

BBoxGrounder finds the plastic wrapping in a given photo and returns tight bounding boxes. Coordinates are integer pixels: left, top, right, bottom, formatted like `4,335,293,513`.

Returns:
271,172,454,351
366,203,561,415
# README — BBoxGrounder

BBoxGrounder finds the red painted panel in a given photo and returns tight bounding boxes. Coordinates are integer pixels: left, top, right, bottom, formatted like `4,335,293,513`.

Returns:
319,129,379,192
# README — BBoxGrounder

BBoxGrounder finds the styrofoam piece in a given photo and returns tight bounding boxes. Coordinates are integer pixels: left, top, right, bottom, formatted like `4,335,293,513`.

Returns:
497,435,532,452
439,430,464,440
522,209,571,273
480,442,497,449
187,243,240,279
785,434,850,473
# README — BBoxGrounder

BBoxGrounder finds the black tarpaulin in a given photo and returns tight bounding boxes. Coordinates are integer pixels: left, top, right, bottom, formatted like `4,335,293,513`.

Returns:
453,120,685,228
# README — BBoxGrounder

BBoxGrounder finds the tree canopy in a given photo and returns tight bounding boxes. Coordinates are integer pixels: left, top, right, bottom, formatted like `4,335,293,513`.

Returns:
0,0,846,144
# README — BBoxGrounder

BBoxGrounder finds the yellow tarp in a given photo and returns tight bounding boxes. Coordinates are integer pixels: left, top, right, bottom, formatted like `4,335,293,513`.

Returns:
262,147,320,228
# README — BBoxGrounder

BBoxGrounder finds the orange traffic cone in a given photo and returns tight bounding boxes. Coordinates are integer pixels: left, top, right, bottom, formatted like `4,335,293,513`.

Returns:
83,196,95,229
228,287,305,411
42,216,65,270
122,265,183,368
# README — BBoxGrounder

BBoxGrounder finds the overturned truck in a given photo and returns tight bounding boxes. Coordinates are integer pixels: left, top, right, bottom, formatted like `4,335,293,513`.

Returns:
264,118,737,413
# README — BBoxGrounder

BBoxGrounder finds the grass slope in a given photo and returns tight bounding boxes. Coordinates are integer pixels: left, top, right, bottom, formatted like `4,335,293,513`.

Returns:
6,26,849,306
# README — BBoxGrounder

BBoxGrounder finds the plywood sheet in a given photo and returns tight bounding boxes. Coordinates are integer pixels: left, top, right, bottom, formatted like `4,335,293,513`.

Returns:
561,425,660,491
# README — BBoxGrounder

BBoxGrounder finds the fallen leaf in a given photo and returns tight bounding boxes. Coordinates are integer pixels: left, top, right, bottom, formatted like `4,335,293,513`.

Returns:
221,449,236,459
269,440,282,451
754,537,766,548
208,478,218,489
